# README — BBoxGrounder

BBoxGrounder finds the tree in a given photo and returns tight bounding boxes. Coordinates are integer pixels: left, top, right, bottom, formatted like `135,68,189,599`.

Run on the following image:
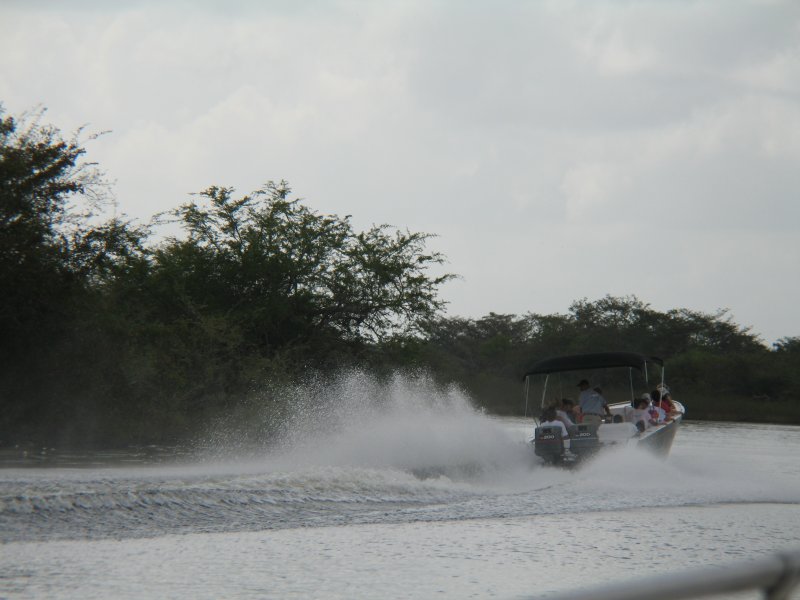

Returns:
149,182,453,361
413,295,799,420
1,105,458,445
564,295,763,358
73,181,456,434
774,337,800,354
0,105,145,352
0,105,150,444
1,106,85,350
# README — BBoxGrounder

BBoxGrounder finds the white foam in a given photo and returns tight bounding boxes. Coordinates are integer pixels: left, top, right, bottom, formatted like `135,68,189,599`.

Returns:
211,370,536,485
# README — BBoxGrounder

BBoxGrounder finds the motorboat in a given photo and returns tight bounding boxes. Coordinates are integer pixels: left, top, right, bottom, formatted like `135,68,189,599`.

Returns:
523,352,685,466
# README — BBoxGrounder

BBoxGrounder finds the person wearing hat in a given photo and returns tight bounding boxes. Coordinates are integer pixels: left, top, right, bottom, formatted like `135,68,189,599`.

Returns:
577,379,610,425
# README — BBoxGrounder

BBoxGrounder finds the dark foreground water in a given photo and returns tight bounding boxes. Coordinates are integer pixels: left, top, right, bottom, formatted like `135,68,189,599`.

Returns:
1,384,799,599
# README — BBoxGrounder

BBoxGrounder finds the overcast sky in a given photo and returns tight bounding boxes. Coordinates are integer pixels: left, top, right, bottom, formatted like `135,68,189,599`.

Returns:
2,0,798,344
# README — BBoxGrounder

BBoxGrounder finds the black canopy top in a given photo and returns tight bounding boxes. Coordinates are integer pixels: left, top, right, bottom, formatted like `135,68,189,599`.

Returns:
523,352,663,378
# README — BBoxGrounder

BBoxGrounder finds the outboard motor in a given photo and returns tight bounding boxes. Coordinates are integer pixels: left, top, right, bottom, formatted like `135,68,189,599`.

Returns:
569,423,600,458
533,426,565,464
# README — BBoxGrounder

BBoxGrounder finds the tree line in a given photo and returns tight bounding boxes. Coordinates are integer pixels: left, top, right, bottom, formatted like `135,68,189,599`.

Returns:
413,299,800,423
1,105,798,447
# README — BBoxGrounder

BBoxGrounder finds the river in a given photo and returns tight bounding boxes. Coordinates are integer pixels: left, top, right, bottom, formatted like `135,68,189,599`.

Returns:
1,379,799,599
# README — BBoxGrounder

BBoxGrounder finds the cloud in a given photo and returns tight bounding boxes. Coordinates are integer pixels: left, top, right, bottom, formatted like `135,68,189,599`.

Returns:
1,0,798,343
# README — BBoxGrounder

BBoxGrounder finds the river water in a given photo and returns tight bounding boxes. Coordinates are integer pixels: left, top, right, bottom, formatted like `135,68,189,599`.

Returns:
1,377,799,599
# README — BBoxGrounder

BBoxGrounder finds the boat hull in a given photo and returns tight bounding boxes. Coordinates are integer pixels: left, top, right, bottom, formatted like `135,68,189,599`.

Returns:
637,415,681,456
524,352,685,467
531,403,685,466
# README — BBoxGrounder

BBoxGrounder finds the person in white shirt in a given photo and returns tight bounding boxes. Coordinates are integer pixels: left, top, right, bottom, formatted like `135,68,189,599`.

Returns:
631,397,658,431
539,407,570,448
650,389,673,422
556,398,577,427
650,403,667,423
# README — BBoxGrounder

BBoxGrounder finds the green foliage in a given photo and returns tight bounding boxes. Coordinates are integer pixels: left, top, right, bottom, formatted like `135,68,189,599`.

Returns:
774,336,800,353
153,182,452,353
0,106,85,351
0,106,147,351
2,104,798,448
418,295,800,423
0,105,455,446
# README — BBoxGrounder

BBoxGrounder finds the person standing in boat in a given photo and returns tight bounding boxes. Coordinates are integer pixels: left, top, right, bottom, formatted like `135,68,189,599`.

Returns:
577,380,610,425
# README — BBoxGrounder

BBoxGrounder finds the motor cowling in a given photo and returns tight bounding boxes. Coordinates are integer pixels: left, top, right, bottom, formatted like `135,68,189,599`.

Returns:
569,423,600,457
534,426,565,463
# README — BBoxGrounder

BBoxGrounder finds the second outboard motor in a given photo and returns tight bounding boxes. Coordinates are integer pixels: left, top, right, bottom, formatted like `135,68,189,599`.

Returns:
569,423,600,457
534,426,564,464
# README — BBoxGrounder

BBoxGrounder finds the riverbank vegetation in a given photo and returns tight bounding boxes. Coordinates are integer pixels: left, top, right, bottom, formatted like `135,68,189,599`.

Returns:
2,106,799,447
412,304,800,424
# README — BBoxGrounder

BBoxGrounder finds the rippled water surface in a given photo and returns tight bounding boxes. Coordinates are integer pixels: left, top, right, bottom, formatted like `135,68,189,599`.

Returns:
1,381,799,599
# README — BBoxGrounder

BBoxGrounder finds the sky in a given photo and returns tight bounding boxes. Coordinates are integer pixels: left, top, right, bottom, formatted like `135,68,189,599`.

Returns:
2,0,799,345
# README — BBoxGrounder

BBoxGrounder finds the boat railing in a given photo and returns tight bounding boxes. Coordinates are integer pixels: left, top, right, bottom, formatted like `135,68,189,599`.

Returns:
525,548,800,600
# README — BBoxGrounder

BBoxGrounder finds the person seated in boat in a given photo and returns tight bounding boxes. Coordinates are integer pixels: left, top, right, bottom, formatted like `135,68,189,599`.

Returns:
577,380,610,425
539,407,570,446
632,397,659,430
647,390,667,423
556,398,578,426
652,403,669,423
651,389,675,423
659,391,676,414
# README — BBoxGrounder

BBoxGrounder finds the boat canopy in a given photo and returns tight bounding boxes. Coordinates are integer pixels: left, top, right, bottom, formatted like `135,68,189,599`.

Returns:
523,352,663,379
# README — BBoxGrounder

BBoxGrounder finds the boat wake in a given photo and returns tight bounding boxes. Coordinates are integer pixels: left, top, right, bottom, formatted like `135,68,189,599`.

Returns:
196,370,536,485
2,373,799,544
0,372,534,542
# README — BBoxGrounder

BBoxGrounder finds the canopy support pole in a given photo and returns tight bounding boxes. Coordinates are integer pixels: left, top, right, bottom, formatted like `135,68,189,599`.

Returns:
524,375,530,417
540,374,550,413
629,367,635,404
